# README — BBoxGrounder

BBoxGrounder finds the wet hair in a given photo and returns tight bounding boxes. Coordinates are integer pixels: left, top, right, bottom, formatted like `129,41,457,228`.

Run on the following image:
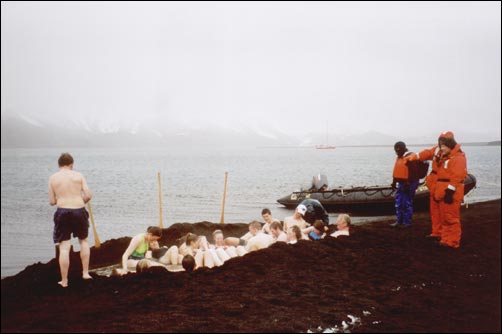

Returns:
270,221,283,231
212,229,224,242
136,259,151,273
338,214,351,227
185,233,200,246
147,226,163,237
290,225,302,240
261,208,271,216
212,229,223,237
58,153,74,167
313,220,325,233
182,254,196,272
249,221,262,230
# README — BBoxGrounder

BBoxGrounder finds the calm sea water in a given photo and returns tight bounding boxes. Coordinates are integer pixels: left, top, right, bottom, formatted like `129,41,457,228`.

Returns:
2,146,500,277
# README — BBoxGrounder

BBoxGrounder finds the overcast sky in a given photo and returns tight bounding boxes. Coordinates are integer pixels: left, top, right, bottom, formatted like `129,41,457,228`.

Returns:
1,1,501,139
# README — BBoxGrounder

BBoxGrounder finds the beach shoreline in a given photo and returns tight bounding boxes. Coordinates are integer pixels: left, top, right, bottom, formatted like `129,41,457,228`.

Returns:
2,199,500,332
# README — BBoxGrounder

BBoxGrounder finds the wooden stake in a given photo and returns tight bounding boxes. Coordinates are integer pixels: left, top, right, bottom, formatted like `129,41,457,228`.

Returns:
87,202,101,248
158,171,164,229
220,171,228,224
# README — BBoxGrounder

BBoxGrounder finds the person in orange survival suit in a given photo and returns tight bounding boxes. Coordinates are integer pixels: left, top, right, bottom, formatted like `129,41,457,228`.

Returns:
434,135,467,248
404,131,454,240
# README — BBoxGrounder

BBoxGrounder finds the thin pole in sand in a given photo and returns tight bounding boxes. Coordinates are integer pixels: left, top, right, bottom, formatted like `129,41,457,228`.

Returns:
87,201,101,248
158,171,164,229
220,171,228,224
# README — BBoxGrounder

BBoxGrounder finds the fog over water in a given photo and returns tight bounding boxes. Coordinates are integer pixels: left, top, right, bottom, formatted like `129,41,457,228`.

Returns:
1,2,501,146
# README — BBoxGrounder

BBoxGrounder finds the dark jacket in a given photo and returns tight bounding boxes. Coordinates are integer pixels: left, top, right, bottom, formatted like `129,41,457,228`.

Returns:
300,199,329,226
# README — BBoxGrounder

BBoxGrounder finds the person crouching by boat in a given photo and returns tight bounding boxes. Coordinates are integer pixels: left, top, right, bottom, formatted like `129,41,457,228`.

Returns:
116,226,163,275
298,199,330,229
330,214,351,238
390,141,421,228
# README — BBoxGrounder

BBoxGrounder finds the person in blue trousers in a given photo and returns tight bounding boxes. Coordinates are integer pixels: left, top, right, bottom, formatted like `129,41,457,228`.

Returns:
390,141,421,228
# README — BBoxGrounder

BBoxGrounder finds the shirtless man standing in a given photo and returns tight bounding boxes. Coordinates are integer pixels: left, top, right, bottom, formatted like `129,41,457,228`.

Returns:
48,153,92,287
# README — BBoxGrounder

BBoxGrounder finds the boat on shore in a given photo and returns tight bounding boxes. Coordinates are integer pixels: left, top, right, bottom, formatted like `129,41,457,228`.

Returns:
277,174,477,215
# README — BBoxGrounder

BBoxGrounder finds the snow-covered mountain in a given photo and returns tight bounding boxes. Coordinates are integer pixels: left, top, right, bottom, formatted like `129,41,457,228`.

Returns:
1,115,302,148
1,115,498,148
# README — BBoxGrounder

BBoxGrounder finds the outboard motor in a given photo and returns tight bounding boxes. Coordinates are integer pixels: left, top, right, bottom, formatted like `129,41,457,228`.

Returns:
312,174,329,191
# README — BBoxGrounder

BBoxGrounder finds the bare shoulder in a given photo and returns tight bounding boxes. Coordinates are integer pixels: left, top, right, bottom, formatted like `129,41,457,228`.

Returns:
69,170,85,182
49,171,63,182
72,170,84,177
130,233,144,243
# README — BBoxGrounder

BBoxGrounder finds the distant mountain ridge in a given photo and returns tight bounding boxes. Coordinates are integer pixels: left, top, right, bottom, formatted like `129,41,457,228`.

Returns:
1,115,500,149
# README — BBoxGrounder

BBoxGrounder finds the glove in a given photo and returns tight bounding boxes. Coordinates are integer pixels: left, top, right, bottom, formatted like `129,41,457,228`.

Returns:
391,181,397,190
444,188,455,204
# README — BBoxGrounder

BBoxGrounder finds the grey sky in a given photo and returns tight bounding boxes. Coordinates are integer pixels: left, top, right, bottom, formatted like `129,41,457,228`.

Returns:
1,1,501,139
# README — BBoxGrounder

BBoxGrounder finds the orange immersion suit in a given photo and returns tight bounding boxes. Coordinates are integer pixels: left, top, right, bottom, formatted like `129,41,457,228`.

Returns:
434,144,467,248
407,146,444,237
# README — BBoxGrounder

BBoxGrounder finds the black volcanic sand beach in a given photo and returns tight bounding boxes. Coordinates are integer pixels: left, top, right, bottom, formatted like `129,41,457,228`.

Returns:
2,200,500,333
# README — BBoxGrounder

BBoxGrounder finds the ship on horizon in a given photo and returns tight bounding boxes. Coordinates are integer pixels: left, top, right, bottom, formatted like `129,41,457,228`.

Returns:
315,144,336,149
315,121,336,149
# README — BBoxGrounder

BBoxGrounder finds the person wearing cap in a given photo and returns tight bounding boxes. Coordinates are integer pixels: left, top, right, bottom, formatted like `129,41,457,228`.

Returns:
283,204,308,238
404,131,453,239
390,141,421,228
434,135,467,248
298,199,330,228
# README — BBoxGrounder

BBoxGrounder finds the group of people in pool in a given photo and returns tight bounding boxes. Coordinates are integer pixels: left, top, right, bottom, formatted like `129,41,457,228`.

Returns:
115,203,351,275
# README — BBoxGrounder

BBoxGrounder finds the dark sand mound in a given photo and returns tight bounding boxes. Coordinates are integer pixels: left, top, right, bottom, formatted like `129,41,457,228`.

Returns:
2,200,500,333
